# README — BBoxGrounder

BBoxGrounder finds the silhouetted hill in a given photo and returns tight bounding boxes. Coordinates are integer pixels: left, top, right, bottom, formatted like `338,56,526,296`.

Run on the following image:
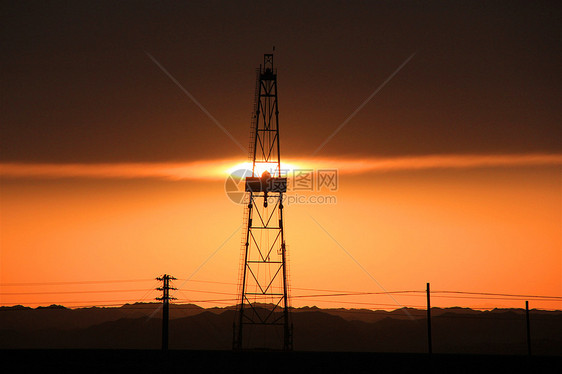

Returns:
1,304,561,355
0,302,204,330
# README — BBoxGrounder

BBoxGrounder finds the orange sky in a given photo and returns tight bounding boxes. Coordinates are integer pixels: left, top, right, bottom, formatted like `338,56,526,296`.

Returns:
1,157,560,310
1,2,561,312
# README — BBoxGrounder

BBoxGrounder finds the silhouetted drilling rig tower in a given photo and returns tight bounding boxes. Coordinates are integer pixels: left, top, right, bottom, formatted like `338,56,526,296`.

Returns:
233,53,293,351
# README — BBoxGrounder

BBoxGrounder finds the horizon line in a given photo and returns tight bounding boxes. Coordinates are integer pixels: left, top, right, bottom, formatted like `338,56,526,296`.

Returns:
2,302,560,313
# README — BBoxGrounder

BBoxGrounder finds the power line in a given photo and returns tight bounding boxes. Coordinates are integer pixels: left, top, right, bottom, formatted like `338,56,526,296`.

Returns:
432,290,562,300
0,279,155,287
367,293,562,302
0,298,157,306
291,291,422,299
429,295,562,302
175,298,238,303
175,299,239,305
2,281,561,311
3,277,561,301
175,279,237,286
294,298,427,309
0,289,154,295
178,289,237,296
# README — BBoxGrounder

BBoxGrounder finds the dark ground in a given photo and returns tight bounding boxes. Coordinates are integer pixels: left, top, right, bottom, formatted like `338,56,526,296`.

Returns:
3,306,562,355
1,349,560,374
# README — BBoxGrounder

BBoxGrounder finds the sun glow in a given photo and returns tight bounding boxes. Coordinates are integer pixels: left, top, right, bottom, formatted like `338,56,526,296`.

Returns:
224,161,305,177
1,154,560,181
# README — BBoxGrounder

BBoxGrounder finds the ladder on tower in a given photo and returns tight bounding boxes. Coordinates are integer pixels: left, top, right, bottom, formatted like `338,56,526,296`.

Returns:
247,68,260,164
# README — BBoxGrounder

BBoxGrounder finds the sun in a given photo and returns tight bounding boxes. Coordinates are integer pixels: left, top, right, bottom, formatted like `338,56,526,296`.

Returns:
225,160,304,178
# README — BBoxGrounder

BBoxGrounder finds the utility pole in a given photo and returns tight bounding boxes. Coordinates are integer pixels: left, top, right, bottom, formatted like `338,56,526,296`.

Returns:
156,274,176,351
426,282,432,355
525,300,531,356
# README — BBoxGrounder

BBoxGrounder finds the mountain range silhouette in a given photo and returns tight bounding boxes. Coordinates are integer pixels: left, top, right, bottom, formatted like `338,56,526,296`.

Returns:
1,303,561,355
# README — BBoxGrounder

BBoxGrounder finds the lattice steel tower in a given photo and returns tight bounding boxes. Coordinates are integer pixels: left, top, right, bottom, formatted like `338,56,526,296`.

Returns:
233,53,292,351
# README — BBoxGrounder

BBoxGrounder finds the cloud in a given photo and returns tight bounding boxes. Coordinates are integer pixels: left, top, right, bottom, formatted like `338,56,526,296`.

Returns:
1,153,560,181
309,153,562,174
0,161,227,181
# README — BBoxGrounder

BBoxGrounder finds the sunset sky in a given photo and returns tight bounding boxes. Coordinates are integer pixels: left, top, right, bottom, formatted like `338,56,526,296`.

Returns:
1,1,560,311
